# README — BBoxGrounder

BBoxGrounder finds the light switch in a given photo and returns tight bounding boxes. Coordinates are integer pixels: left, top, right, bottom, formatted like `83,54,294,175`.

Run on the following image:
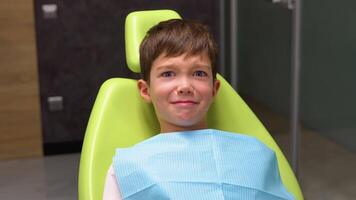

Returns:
42,4,58,19
47,96,63,111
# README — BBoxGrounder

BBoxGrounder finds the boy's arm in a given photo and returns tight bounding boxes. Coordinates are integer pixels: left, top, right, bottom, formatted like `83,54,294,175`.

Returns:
102,164,123,200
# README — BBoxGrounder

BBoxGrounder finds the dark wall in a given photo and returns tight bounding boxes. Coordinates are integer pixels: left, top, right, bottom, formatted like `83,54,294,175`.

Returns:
34,0,219,154
299,0,356,151
300,0,356,130
237,0,291,116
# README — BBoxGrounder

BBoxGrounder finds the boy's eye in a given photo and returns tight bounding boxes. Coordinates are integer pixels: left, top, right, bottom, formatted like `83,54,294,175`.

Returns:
193,70,208,77
161,71,175,77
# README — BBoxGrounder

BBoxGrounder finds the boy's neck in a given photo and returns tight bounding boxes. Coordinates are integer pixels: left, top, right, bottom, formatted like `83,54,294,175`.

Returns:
160,119,208,133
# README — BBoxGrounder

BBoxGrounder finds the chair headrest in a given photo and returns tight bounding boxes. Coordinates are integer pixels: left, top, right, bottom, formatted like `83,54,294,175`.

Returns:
125,10,182,73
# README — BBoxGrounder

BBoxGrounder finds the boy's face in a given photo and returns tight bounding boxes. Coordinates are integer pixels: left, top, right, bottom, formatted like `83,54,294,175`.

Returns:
138,52,220,133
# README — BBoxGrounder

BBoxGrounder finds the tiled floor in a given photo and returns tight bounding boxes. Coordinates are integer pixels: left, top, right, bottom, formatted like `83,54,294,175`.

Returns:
0,153,79,200
274,128,356,200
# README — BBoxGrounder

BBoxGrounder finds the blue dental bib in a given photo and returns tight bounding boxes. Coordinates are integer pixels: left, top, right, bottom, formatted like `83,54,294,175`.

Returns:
113,129,294,200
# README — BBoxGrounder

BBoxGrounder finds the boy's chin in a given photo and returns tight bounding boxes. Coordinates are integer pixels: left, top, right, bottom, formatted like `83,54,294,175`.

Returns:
171,118,206,129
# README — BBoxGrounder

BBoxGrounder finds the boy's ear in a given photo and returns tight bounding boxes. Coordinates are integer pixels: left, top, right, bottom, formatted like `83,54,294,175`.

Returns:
137,79,152,103
212,79,220,97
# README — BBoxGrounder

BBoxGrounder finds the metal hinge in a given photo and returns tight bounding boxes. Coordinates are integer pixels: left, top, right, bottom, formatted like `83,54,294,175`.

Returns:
272,0,295,10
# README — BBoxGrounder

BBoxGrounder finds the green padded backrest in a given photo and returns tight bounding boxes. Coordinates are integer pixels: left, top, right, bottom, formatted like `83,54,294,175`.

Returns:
125,10,182,72
79,78,159,200
209,75,303,200
78,10,303,200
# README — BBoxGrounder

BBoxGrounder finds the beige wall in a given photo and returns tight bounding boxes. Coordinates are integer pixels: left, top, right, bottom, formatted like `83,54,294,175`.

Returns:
0,0,43,159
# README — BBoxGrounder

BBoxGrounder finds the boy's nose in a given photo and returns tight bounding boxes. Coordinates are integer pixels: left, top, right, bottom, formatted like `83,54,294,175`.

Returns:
177,79,193,95
178,86,193,94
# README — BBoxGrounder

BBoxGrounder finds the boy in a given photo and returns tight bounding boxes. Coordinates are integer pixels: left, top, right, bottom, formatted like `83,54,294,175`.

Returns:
103,19,294,200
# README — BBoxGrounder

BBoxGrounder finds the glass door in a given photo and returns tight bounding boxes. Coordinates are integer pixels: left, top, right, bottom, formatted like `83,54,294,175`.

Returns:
235,0,356,199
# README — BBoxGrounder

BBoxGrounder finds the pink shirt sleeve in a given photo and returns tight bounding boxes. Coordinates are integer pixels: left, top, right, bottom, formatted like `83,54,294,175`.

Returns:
102,164,123,200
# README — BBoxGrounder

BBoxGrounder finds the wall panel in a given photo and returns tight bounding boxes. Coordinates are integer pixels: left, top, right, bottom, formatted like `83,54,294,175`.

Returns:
0,0,43,159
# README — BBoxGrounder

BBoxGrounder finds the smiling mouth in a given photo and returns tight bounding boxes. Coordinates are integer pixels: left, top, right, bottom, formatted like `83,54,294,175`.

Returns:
171,100,199,105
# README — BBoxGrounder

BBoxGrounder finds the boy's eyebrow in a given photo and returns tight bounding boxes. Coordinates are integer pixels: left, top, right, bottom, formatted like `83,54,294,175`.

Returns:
154,63,212,71
191,63,212,69
154,64,176,71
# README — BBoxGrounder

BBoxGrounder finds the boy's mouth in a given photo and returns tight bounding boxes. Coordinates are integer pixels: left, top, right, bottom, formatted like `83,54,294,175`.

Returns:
171,100,199,105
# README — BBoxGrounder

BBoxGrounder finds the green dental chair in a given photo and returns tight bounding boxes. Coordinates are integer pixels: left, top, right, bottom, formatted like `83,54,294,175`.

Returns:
78,10,303,200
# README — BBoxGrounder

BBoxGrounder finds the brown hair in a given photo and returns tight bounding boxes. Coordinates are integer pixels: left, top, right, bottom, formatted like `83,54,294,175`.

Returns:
139,19,218,82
